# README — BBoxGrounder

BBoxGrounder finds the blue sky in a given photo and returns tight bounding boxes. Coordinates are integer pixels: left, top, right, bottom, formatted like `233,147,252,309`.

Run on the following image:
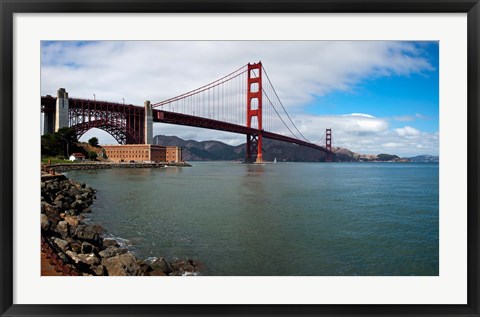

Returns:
310,62,439,132
41,41,439,156
305,42,438,131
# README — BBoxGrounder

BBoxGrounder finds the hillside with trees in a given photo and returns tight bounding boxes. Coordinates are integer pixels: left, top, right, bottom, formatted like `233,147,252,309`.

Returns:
41,128,103,162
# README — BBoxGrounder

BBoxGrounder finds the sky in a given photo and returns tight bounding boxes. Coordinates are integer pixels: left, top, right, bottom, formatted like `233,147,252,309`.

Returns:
41,41,439,157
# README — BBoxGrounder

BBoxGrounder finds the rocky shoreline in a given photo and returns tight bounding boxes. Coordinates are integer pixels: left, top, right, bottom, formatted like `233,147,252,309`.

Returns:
44,161,191,173
41,173,202,276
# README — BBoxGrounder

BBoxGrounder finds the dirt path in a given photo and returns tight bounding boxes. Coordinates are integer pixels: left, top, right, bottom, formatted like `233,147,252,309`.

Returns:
41,249,63,276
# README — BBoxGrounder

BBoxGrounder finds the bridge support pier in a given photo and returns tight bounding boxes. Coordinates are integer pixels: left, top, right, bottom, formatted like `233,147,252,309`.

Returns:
246,62,263,163
144,100,153,144
55,88,69,132
326,128,333,162
43,108,55,135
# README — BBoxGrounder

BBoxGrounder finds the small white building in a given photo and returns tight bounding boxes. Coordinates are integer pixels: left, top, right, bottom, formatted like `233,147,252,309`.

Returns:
69,153,86,161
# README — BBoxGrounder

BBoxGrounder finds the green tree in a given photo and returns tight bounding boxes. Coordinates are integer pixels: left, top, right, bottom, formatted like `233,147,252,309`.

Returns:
88,151,98,161
57,127,77,157
100,148,108,159
88,137,99,147
377,154,399,161
41,127,77,158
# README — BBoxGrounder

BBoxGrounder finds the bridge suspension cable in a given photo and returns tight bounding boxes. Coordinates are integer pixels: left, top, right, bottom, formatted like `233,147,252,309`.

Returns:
260,65,311,143
314,131,326,145
150,62,330,154
151,64,249,127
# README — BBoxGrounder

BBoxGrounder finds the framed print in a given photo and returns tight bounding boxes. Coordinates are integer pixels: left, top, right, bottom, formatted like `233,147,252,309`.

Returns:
1,0,479,316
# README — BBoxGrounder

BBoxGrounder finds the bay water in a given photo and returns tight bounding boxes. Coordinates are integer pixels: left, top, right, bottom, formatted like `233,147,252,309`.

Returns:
67,162,439,276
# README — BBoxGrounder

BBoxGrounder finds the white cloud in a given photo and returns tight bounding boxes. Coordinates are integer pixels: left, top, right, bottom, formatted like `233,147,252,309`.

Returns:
395,126,421,137
41,41,435,107
382,142,404,148
392,115,415,122
347,113,375,118
43,41,438,156
79,113,438,157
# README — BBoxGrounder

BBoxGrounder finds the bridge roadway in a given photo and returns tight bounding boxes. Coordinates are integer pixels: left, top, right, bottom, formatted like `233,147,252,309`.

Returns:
41,96,330,154
154,110,329,153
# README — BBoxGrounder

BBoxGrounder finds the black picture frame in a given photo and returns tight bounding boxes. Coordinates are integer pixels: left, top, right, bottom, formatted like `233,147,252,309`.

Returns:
1,1,479,316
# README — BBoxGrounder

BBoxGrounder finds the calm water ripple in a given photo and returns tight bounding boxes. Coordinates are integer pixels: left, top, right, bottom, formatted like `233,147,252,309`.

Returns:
67,162,439,276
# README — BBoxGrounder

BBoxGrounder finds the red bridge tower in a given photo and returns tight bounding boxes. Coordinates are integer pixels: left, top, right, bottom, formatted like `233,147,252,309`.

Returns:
246,62,263,163
326,128,332,162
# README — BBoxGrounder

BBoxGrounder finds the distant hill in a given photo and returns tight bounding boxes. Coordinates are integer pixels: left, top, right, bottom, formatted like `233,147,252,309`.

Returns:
153,135,244,161
408,155,439,163
153,135,328,162
153,135,438,163
332,147,439,162
332,147,408,162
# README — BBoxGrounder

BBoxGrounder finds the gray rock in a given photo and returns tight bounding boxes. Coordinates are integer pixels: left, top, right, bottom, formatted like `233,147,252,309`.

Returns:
67,238,82,253
151,257,172,274
170,259,195,274
70,200,87,212
75,224,103,245
91,265,105,276
53,200,63,209
56,221,69,239
102,253,141,276
53,238,69,252
40,214,51,231
68,188,78,197
102,238,120,248
99,246,127,258
66,251,100,266
57,251,69,263
82,207,92,213
81,241,95,254
149,269,166,276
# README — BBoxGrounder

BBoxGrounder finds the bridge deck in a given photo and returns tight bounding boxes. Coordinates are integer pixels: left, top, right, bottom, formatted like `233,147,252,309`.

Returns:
41,96,331,154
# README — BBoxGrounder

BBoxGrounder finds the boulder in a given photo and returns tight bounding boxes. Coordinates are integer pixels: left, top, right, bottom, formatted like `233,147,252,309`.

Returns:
138,261,153,275
82,207,92,213
57,251,69,263
53,238,69,252
149,269,166,276
68,187,79,197
151,257,172,274
170,259,195,274
66,250,101,266
70,200,87,213
67,239,82,253
81,241,96,254
99,246,127,258
75,224,103,245
189,259,202,268
42,203,61,226
74,182,84,190
64,216,79,235
40,214,51,231
102,238,120,248
102,253,141,276
91,265,105,276
56,221,69,239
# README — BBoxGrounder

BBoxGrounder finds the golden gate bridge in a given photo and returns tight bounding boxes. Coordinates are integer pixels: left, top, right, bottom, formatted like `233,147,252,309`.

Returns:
41,62,334,162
